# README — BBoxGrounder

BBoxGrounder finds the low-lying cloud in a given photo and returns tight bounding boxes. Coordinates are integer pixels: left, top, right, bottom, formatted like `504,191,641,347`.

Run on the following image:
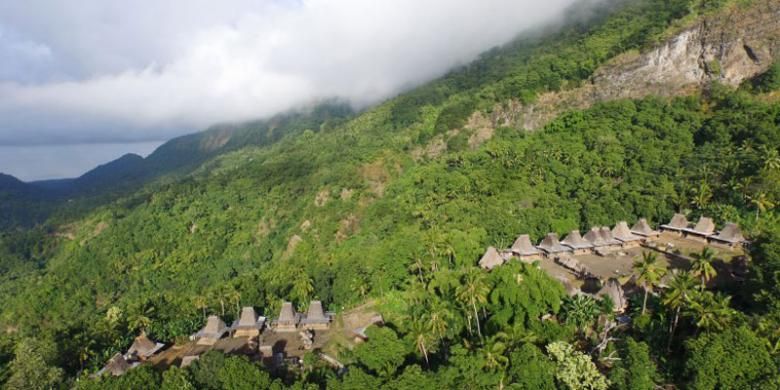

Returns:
0,0,579,146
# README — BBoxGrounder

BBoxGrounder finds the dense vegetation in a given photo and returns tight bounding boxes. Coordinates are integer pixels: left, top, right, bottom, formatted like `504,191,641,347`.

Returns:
0,0,778,388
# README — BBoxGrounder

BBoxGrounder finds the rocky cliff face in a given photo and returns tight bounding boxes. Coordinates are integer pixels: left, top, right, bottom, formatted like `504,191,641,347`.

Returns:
518,0,780,130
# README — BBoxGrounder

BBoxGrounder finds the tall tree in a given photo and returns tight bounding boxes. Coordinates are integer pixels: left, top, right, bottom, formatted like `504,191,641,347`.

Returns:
690,247,718,289
662,270,697,349
633,252,665,315
456,268,490,339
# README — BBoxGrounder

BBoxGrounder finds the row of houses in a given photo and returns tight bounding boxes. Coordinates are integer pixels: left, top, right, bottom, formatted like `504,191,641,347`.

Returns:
479,215,747,271
191,300,334,346
98,301,333,377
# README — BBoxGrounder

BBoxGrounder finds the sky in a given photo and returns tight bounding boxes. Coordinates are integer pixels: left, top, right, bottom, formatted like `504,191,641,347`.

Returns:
0,0,579,181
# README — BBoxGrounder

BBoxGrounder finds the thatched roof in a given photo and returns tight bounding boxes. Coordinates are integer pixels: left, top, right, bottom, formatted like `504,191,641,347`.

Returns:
537,233,571,254
302,301,331,325
100,353,132,377
685,216,715,235
126,333,164,359
599,227,621,245
479,246,505,270
561,230,593,250
662,213,689,230
631,218,659,237
612,221,642,242
232,307,266,330
278,302,298,325
712,222,746,244
511,234,541,256
584,227,607,246
597,278,627,312
194,315,229,340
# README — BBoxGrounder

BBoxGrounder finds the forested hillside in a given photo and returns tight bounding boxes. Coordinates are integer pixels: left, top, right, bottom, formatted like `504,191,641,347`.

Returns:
1,0,779,388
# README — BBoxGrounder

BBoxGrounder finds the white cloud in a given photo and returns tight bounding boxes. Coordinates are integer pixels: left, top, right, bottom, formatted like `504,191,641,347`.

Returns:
0,0,579,146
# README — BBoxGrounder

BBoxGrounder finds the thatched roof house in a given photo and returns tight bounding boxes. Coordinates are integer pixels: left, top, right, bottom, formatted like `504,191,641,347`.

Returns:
231,307,266,338
584,227,607,247
511,235,542,259
711,222,746,247
192,315,229,345
661,213,689,232
479,246,505,270
685,216,715,237
537,233,571,255
597,278,627,312
561,230,593,250
599,227,622,245
301,300,333,330
631,218,660,237
97,353,134,377
612,221,643,245
125,333,164,361
274,302,301,332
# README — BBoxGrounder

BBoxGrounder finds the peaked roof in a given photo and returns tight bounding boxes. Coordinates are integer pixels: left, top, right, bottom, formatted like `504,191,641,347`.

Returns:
126,333,164,359
537,233,571,254
561,230,593,249
631,218,659,237
479,246,505,270
103,353,132,376
612,221,642,242
303,301,331,324
686,216,715,235
556,255,589,275
232,306,266,330
584,227,607,246
278,302,297,325
194,315,228,340
662,213,689,230
599,226,621,245
597,278,627,312
511,234,541,256
712,222,746,243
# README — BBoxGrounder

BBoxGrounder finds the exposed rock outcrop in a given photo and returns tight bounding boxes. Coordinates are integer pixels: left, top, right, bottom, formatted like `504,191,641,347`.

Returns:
519,0,780,130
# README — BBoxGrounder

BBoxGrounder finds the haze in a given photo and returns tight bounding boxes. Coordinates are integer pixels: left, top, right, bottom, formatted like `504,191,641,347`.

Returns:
0,0,578,180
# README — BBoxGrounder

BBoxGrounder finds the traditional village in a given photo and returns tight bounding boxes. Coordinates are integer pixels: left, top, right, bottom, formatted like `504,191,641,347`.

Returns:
96,300,384,378
478,213,748,313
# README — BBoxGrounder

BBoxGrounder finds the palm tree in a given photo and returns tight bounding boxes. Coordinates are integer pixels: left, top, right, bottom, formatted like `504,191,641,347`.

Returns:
691,181,713,209
690,247,718,289
687,291,734,333
193,294,208,320
427,301,452,343
662,270,697,349
759,145,780,171
633,252,665,315
408,316,432,366
481,335,510,390
749,192,775,219
560,294,600,333
456,268,490,339
291,275,314,303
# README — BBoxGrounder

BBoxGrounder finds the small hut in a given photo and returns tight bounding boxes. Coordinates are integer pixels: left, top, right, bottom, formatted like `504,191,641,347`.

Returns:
684,216,715,242
97,353,134,377
612,221,643,248
479,246,505,270
561,230,593,255
537,233,572,257
192,315,229,345
511,234,542,262
660,213,689,235
631,218,660,238
597,278,627,313
301,301,333,330
274,302,300,332
125,333,164,361
710,222,746,248
231,307,266,338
